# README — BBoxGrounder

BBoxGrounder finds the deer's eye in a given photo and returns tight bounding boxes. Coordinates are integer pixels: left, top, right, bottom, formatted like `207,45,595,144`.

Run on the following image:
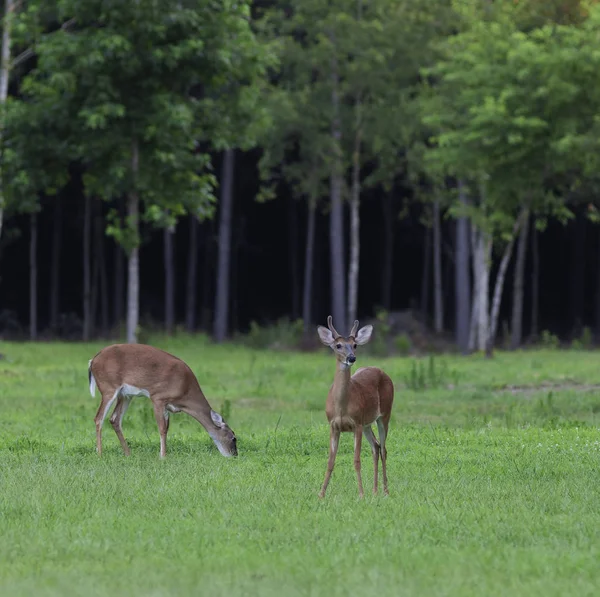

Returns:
336,343,342,349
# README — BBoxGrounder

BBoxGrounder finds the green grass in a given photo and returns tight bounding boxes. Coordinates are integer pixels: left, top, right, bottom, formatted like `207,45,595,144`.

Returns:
2,337,600,596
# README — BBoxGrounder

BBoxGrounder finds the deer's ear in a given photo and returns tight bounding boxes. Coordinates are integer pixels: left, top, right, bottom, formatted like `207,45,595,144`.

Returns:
211,410,224,428
317,326,335,346
355,325,373,345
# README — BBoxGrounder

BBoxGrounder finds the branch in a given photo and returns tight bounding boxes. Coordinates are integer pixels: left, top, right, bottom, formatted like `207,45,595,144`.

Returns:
11,18,77,69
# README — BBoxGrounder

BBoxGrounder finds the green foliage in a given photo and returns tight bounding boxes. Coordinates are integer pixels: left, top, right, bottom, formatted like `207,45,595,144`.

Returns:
241,318,305,350
405,355,460,391
5,0,274,241
540,329,560,350
571,326,593,351
394,333,412,356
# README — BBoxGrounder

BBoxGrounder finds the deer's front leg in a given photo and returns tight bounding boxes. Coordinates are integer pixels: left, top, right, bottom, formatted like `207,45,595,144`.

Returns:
354,425,364,498
319,426,340,498
153,404,170,459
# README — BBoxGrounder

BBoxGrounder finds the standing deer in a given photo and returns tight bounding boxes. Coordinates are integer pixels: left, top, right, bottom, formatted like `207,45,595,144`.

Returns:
317,316,394,498
88,343,237,458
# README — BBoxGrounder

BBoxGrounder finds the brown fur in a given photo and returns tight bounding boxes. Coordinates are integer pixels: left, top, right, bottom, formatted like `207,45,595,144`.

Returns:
89,343,237,458
317,316,394,498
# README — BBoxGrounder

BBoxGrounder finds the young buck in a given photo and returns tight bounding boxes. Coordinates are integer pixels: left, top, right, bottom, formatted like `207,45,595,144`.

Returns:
88,343,237,459
317,316,394,498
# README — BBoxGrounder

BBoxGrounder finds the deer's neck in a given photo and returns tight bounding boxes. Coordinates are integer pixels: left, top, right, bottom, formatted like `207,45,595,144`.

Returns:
331,362,352,416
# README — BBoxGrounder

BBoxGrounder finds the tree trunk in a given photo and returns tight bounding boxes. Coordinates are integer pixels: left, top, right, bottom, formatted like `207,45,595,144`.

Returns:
470,225,491,352
126,139,140,344
347,112,361,329
164,223,175,335
0,0,14,242
329,41,346,329
82,194,92,341
510,208,530,349
288,196,300,320
113,198,125,328
455,183,471,354
97,211,109,336
114,241,124,328
185,214,198,333
230,216,242,335
302,198,317,339
201,220,215,331
213,148,235,343
432,199,443,333
381,192,394,311
530,217,539,342
486,209,527,357
420,222,431,326
29,211,37,341
569,211,586,338
49,195,62,331
91,218,99,338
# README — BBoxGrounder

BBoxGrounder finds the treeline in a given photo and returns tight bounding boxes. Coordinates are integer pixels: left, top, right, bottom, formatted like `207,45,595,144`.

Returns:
1,0,600,355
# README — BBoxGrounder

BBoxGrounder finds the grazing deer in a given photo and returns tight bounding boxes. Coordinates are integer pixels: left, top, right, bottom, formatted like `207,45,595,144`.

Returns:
317,316,394,498
88,343,237,459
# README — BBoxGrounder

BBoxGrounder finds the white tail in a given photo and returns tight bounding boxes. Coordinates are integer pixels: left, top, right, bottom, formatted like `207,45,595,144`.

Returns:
88,343,237,459
88,360,96,396
316,315,394,498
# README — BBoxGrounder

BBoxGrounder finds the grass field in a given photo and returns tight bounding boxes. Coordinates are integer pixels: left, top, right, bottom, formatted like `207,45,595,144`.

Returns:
2,336,600,596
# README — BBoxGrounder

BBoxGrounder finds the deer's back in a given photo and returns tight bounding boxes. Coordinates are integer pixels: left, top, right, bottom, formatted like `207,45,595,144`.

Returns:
91,344,197,400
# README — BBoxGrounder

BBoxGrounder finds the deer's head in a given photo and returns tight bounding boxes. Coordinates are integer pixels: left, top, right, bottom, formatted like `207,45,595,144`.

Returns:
317,315,373,368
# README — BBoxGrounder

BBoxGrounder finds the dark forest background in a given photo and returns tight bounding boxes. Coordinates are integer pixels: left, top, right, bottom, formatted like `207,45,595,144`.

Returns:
1,0,599,354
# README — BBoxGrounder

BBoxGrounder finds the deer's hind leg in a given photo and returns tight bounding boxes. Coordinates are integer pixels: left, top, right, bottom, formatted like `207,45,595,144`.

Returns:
110,394,133,455
364,425,381,494
376,415,390,495
94,387,120,456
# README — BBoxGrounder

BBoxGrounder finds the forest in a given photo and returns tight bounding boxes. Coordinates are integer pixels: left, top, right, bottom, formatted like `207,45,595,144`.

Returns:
0,0,599,355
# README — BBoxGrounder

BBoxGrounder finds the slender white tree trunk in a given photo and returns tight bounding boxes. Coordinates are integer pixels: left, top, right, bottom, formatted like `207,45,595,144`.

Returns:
347,120,361,328
510,208,530,349
455,182,471,353
126,139,140,344
329,37,346,329
213,148,235,342
487,209,527,357
470,224,491,351
302,197,317,339
0,0,13,242
433,199,443,333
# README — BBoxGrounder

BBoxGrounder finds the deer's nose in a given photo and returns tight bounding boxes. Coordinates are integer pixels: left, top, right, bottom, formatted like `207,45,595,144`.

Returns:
348,355,356,364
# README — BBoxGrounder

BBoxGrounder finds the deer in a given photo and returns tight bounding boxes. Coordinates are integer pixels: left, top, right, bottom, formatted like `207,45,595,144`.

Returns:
316,316,394,498
88,343,237,459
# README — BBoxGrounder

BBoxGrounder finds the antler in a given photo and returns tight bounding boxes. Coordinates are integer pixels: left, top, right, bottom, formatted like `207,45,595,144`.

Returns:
327,315,341,339
349,320,359,338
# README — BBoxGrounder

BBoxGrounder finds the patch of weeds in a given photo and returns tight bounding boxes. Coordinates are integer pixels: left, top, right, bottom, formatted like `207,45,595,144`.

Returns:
394,333,411,356
369,308,391,357
241,318,304,350
540,330,560,350
572,326,593,351
405,355,461,391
